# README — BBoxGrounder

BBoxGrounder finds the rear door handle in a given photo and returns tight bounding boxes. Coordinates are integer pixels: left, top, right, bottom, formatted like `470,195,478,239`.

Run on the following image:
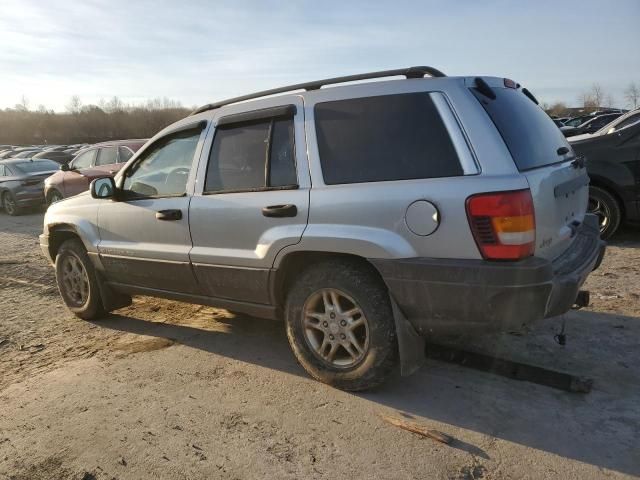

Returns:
262,204,297,218
156,209,182,221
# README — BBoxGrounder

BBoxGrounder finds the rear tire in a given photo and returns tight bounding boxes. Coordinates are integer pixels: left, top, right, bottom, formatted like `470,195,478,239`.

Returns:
55,238,106,320
2,192,22,216
588,186,621,240
285,259,397,391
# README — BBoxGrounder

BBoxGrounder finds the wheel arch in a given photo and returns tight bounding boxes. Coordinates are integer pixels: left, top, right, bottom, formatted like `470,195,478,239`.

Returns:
48,224,85,262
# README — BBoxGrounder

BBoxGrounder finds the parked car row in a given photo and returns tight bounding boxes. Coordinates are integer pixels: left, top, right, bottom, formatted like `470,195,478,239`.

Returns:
0,140,146,215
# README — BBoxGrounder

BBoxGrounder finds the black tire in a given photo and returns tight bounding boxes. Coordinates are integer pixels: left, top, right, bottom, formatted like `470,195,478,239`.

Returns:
589,186,621,240
47,189,63,206
55,238,106,320
2,191,22,216
285,259,397,391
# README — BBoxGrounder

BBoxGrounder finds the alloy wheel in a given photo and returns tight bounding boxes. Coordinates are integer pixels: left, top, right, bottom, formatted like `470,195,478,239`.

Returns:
60,253,90,306
302,288,370,368
588,196,610,233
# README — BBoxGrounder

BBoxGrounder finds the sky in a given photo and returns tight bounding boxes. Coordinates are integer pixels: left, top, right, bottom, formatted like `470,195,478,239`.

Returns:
0,0,638,112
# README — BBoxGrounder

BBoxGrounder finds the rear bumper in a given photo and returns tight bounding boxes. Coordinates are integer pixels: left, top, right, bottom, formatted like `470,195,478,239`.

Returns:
371,214,605,335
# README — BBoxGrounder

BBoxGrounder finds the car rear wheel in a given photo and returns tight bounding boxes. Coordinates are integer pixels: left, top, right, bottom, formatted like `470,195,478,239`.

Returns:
2,192,21,216
588,186,621,240
285,259,397,391
55,238,106,320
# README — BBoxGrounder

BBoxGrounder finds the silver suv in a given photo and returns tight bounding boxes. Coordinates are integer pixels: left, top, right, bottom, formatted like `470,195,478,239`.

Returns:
41,67,605,390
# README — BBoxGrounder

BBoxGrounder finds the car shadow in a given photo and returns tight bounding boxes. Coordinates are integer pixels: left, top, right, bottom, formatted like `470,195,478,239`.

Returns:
95,308,640,476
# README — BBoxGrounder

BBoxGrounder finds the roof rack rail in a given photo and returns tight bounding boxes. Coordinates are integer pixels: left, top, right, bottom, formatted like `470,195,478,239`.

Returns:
190,66,445,116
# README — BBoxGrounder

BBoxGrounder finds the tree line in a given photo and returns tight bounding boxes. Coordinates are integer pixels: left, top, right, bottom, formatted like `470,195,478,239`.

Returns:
543,81,639,117
0,96,192,145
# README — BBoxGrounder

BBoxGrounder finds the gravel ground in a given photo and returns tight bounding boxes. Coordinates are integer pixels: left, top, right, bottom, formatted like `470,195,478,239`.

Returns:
0,210,638,480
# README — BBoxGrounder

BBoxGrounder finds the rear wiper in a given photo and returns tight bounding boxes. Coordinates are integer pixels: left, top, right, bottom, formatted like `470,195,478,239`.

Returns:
473,77,496,100
571,156,586,169
522,88,539,105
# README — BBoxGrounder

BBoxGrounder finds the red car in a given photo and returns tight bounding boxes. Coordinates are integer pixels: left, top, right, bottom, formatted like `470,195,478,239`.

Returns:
44,139,146,204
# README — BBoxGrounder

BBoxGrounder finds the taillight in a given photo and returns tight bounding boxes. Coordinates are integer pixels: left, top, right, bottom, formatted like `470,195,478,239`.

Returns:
466,189,535,261
21,179,40,186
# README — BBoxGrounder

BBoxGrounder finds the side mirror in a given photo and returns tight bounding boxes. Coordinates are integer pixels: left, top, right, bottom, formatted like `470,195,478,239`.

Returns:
90,177,116,199
60,163,70,171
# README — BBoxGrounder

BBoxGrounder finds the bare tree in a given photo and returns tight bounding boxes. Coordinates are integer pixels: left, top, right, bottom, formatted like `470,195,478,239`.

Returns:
66,95,82,114
624,82,639,109
590,83,605,108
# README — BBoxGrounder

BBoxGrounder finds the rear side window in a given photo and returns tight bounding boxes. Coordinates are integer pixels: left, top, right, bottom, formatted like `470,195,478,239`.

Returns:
71,149,96,169
314,93,462,185
95,146,118,166
470,86,570,171
205,117,297,193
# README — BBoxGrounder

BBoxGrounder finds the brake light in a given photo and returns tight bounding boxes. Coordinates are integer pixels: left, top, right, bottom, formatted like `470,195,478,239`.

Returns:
466,189,535,260
504,78,518,89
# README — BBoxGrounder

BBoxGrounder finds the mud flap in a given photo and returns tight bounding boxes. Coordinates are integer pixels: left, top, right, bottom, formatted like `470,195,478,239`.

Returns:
96,273,132,312
390,295,425,376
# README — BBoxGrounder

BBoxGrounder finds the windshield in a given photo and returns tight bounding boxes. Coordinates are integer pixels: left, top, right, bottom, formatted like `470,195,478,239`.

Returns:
471,86,572,171
13,160,59,173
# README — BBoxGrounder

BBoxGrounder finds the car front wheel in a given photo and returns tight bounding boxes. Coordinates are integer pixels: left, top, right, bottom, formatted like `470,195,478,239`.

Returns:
285,259,397,391
55,238,105,320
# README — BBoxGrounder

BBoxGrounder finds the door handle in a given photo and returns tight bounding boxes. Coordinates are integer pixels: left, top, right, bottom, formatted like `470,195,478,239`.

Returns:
156,209,182,221
262,204,297,218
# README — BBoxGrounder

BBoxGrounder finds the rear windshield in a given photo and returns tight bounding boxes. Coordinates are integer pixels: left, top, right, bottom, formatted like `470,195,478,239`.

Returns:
13,160,59,173
315,93,463,185
471,86,571,171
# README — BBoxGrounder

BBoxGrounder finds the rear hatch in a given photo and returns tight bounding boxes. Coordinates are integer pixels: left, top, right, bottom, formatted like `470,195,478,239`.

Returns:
470,78,589,260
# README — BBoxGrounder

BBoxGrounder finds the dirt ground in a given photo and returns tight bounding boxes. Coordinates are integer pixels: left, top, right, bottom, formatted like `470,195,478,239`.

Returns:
0,210,638,480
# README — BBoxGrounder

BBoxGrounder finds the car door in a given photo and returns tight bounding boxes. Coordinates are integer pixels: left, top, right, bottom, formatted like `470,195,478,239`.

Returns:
97,124,207,294
63,148,97,197
189,97,310,304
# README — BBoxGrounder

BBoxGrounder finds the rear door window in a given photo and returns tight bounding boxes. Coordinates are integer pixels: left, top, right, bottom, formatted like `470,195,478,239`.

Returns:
204,117,297,193
470,86,571,171
314,93,462,185
118,146,134,163
95,146,118,166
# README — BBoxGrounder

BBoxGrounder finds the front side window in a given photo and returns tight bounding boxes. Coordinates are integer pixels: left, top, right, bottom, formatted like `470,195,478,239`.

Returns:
204,116,296,193
122,128,201,197
72,149,96,169
315,93,463,185
95,146,118,166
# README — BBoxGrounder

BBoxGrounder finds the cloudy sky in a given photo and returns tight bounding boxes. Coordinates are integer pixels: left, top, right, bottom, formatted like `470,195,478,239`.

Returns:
0,0,638,111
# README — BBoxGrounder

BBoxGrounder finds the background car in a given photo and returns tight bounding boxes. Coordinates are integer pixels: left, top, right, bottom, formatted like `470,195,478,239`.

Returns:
570,110,640,238
11,149,43,158
32,150,75,165
44,139,146,204
0,158,59,215
561,113,622,137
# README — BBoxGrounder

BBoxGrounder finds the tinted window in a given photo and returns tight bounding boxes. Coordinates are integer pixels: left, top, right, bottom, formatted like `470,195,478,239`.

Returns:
205,117,296,193
118,146,134,163
12,160,59,173
0,165,5,176
471,87,571,171
123,129,200,197
95,146,118,166
72,149,96,169
315,93,462,185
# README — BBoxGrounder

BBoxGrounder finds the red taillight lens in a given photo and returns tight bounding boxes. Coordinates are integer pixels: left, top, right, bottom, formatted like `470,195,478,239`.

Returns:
466,189,535,261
